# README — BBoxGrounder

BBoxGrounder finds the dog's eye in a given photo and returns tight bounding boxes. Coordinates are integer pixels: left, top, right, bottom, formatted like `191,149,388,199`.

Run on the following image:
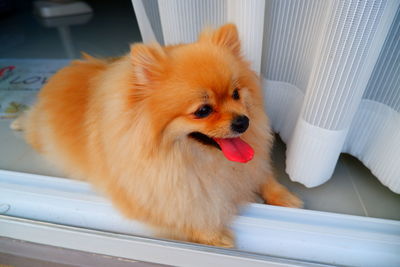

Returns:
232,88,240,100
194,104,213,118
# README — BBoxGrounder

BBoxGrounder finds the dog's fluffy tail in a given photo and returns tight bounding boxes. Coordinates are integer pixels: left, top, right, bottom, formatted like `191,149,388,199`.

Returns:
81,52,97,61
81,51,121,63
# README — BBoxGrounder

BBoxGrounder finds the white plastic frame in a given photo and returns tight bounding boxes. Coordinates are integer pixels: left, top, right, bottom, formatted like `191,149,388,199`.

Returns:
0,170,399,266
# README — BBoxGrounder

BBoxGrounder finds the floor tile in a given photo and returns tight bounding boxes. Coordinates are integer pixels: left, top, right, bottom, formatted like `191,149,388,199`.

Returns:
270,136,367,216
0,118,64,177
0,119,30,169
8,146,65,178
341,154,400,220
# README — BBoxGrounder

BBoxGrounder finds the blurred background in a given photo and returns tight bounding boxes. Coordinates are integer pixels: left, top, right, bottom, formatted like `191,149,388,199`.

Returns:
0,0,141,59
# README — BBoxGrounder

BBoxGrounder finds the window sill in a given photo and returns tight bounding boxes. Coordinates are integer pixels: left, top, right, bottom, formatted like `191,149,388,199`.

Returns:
0,170,399,266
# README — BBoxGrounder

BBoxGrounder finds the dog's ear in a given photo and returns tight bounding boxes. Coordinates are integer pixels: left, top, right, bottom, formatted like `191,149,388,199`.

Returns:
199,23,241,57
130,43,166,85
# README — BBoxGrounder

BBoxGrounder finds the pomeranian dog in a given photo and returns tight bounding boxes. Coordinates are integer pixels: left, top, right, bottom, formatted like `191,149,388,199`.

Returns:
12,24,302,247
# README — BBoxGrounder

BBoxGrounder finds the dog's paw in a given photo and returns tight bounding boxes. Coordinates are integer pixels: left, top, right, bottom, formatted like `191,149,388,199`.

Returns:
265,186,303,208
213,229,234,248
189,228,235,248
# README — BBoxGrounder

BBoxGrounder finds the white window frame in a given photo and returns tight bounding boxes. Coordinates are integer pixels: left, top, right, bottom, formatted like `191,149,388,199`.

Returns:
0,170,399,266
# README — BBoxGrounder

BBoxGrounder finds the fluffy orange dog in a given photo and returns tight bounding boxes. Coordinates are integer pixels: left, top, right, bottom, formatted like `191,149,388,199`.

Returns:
13,24,301,247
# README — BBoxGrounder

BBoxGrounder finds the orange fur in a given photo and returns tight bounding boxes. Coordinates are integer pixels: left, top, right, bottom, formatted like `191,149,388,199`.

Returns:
17,24,302,247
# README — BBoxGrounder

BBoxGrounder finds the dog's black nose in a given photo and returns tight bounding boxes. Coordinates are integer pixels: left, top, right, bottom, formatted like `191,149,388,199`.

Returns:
231,115,249,133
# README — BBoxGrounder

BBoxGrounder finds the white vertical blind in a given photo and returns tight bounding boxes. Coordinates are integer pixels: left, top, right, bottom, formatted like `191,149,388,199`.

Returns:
132,0,400,193
227,0,265,72
158,0,226,44
286,0,397,187
344,7,400,192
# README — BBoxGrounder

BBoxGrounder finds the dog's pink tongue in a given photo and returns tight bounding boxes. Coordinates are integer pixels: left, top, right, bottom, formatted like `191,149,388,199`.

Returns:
214,137,254,163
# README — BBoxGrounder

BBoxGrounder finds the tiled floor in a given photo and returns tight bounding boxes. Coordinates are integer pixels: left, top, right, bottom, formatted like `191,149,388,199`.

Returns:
272,136,400,220
0,120,65,178
1,0,399,223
